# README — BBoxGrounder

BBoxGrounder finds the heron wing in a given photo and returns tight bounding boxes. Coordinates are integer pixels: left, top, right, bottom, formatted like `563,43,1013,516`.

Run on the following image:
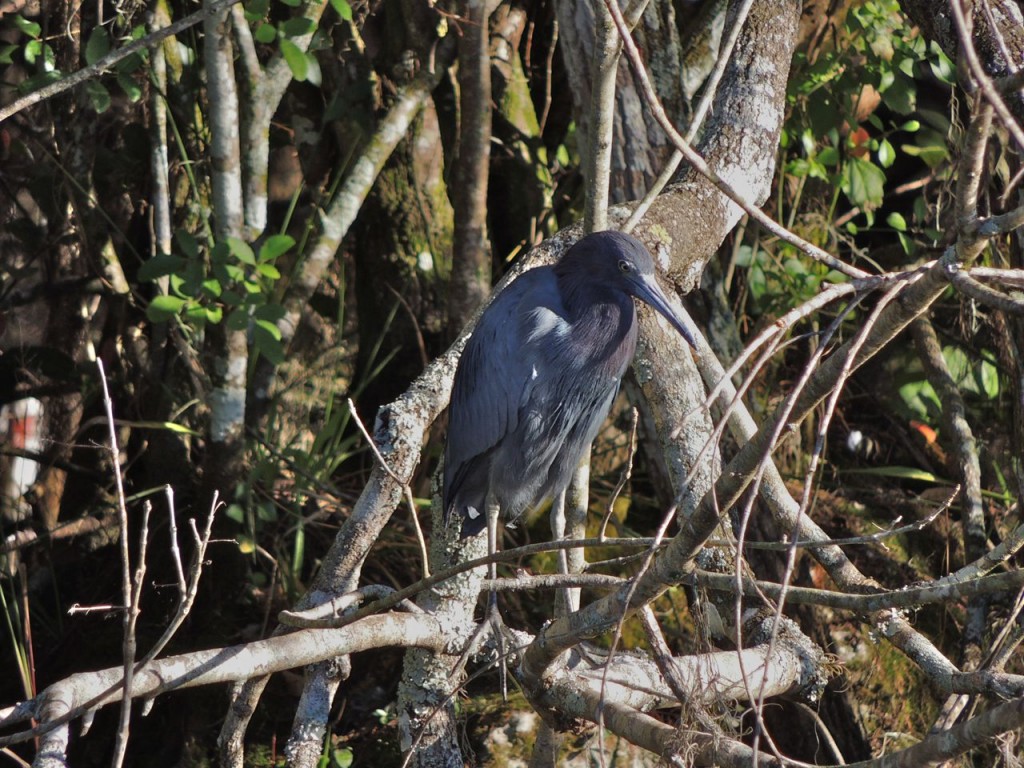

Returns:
443,269,554,519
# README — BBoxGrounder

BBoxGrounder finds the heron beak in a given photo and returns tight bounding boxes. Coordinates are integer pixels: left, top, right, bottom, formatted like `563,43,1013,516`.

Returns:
634,275,698,349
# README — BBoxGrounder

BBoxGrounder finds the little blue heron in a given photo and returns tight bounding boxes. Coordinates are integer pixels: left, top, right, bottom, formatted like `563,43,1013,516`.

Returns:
443,230,697,541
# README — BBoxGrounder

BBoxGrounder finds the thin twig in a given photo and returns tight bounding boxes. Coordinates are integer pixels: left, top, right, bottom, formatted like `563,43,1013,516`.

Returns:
346,398,430,578
600,408,639,540
97,359,137,768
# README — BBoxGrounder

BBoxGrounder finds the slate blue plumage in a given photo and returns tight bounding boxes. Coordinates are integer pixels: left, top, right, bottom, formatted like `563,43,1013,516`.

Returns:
444,230,696,537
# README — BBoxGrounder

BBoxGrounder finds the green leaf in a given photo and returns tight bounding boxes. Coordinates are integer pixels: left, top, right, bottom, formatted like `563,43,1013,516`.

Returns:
256,263,281,279
146,294,187,322
279,38,307,81
116,70,142,102
278,0,301,7
84,27,110,65
255,318,282,341
226,308,250,331
175,230,200,259
253,303,286,322
733,244,755,267
244,0,270,19
844,466,946,483
254,324,286,365
329,0,353,20
886,212,907,231
841,157,886,208
85,80,111,113
877,138,895,168
304,53,322,87
883,76,916,114
115,50,144,74
929,51,956,85
185,304,213,324
333,747,354,768
139,253,186,282
225,504,245,523
118,420,199,436
23,38,41,65
11,15,41,38
201,278,223,298
900,119,921,132
256,501,277,522
978,359,1000,399
254,23,277,44
900,143,949,168
226,237,256,265
259,234,294,262
817,146,839,167
899,379,940,421
897,231,912,255
282,17,315,37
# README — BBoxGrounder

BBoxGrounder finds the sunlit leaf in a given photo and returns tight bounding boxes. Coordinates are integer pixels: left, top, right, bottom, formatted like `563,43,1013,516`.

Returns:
329,0,353,19
877,138,895,168
304,53,322,87
146,294,186,322
259,234,294,262
279,38,307,81
255,23,277,43
844,466,947,483
256,263,281,279
886,212,907,231
841,157,886,208
900,143,949,168
11,15,41,38
226,237,256,265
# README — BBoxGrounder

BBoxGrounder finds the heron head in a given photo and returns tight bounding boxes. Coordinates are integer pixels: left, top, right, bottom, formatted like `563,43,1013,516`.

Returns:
565,231,698,349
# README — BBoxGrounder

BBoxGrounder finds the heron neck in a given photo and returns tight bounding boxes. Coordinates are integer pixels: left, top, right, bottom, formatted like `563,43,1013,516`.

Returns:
558,271,627,315
557,274,637,368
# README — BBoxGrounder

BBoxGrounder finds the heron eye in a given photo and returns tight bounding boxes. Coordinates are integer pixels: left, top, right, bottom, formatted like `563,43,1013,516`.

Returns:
618,259,631,273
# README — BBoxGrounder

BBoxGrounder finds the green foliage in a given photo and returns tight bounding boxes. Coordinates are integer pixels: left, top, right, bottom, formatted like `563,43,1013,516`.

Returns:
784,0,953,235
142,231,294,366
242,0,323,84
2,10,147,111
733,243,849,315
329,0,353,22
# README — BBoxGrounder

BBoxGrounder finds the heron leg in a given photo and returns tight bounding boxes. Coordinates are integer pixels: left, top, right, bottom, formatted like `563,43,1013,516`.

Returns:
485,496,508,700
550,489,573,616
